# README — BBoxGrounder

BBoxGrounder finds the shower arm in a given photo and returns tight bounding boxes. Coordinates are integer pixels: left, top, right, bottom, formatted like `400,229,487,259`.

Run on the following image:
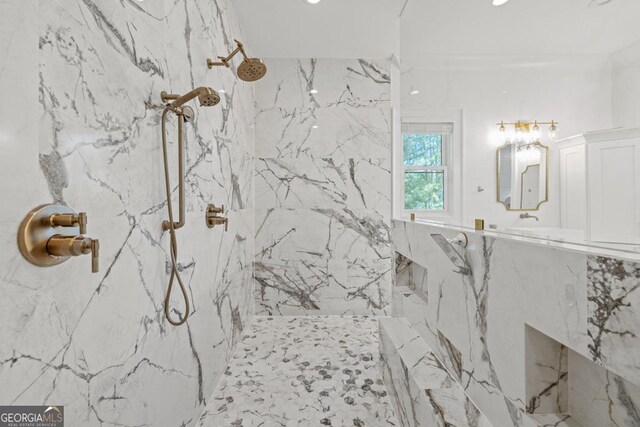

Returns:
207,39,249,69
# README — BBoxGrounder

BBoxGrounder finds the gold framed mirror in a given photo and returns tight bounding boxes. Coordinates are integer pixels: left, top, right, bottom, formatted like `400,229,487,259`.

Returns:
497,141,549,211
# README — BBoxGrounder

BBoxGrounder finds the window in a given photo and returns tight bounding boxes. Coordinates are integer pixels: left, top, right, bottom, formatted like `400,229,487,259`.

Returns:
401,122,453,214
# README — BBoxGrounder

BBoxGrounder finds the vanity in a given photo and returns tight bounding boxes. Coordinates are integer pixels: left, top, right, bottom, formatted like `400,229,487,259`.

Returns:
382,219,640,427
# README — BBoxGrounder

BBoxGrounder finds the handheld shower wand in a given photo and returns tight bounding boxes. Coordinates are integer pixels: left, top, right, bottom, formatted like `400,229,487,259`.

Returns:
159,87,219,326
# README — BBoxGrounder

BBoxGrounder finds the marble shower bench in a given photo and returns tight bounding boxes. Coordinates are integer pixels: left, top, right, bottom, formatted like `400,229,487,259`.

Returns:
380,316,493,426
382,219,640,427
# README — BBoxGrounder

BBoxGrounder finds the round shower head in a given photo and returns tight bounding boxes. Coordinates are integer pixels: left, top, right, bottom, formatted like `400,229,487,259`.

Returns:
237,58,267,82
198,88,221,107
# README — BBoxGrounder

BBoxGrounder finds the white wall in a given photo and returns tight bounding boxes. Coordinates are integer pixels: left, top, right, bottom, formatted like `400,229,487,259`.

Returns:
613,40,640,128
253,59,393,315
401,55,612,228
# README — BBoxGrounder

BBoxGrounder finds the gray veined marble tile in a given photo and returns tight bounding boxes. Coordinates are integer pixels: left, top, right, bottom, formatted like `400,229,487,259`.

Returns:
254,259,328,315
1,0,256,425
255,208,391,263
255,157,391,215
254,258,392,315
255,105,392,159
587,255,640,386
525,326,569,415
255,58,391,110
569,349,640,427
380,317,493,427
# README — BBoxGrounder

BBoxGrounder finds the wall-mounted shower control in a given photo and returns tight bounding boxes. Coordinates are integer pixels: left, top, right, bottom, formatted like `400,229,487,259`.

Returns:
48,211,87,234
205,204,228,231
18,204,100,273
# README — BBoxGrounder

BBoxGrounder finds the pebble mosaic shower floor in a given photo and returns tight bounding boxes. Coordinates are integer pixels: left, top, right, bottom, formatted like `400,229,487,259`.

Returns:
196,316,398,427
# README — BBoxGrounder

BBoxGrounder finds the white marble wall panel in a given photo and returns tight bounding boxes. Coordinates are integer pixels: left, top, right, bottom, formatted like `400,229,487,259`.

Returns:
391,219,640,427
255,106,391,159
256,208,390,262
569,349,640,427
255,157,391,216
379,317,492,427
254,61,391,316
525,326,569,415
255,59,390,109
0,0,255,426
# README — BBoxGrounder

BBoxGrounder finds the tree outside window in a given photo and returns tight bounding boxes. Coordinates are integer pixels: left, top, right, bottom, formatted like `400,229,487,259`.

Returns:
401,123,452,213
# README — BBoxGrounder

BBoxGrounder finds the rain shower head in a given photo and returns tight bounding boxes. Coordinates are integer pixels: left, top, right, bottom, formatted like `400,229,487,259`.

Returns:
160,87,220,110
237,58,267,82
207,39,267,82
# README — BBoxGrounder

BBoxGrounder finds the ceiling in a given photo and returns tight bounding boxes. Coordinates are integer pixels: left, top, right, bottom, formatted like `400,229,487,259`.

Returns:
233,0,405,59
402,0,640,57
234,0,640,59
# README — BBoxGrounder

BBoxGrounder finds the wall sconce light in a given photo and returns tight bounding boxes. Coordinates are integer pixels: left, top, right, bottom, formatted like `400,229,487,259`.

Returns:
497,120,559,144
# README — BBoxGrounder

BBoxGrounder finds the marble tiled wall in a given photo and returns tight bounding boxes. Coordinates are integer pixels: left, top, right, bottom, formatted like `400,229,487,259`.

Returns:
0,1,254,425
254,59,393,315
390,220,640,427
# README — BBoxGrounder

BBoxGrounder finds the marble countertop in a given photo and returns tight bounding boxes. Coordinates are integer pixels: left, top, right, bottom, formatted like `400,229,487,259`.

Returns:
393,218,640,262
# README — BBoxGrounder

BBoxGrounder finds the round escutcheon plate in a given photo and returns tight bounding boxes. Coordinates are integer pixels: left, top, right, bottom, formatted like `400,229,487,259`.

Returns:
18,203,79,267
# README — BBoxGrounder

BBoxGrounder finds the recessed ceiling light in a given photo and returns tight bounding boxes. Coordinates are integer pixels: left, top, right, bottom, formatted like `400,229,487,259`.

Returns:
309,89,318,94
312,125,319,129
493,0,509,5
410,90,420,95
306,0,321,4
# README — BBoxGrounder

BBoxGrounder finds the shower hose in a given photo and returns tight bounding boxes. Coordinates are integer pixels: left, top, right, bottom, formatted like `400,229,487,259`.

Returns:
160,106,190,326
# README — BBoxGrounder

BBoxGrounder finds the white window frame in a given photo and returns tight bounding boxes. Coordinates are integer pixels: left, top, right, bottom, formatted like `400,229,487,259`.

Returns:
393,109,463,222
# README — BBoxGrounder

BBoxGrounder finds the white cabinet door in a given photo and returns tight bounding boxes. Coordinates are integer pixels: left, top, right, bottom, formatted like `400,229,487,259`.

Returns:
588,137,640,244
559,144,586,230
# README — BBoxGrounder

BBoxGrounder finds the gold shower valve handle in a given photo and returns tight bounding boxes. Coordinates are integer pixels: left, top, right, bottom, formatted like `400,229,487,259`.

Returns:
91,239,100,273
46,235,100,273
207,204,224,214
46,235,92,257
48,212,88,234
205,204,228,231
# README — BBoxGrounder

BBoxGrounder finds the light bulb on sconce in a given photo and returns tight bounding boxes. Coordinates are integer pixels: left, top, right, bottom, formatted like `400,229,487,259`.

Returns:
497,120,559,144
548,120,558,140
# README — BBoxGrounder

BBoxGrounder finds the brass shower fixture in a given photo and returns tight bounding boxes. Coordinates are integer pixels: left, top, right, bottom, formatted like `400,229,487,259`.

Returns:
17,204,99,273
206,39,267,82
159,86,219,327
161,87,220,110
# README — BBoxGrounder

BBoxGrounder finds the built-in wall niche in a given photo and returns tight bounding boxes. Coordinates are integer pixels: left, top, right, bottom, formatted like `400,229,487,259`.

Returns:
394,252,429,299
525,325,640,427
